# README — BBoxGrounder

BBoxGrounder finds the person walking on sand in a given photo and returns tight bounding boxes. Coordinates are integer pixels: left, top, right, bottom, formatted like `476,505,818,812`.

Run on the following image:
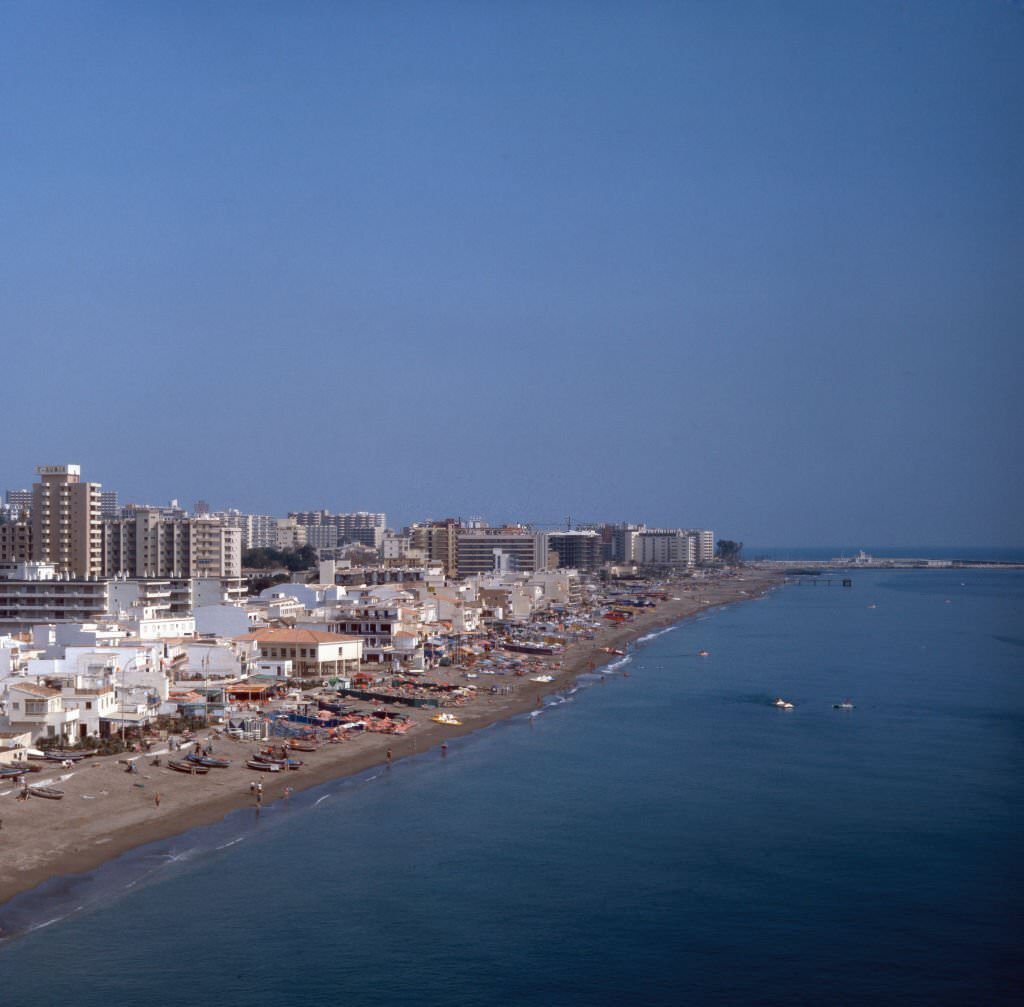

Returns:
386,748,392,765
154,792,161,808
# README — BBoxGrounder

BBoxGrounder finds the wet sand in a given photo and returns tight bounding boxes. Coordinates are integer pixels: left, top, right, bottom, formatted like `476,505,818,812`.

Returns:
0,570,780,907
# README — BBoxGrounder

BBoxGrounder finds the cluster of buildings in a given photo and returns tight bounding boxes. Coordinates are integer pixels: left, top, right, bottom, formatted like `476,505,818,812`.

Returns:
0,463,717,754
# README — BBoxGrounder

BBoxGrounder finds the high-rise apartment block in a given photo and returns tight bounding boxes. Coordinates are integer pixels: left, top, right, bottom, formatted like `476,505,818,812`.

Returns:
547,530,603,571
99,490,120,519
409,520,459,573
455,528,549,576
212,510,277,550
632,528,715,567
102,509,241,578
30,465,103,578
292,511,387,549
5,489,33,515
0,513,33,562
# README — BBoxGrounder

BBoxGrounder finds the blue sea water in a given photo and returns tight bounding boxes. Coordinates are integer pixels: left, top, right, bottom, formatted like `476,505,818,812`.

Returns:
1,569,1021,1005
748,545,1024,564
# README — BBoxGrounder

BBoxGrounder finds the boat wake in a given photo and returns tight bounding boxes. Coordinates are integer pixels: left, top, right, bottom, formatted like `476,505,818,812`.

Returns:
215,837,245,851
314,794,330,806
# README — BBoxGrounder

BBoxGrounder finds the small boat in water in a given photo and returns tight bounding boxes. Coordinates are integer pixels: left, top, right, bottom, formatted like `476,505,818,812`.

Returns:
168,759,210,775
833,699,855,710
431,713,462,726
773,697,794,710
698,650,709,658
28,786,64,799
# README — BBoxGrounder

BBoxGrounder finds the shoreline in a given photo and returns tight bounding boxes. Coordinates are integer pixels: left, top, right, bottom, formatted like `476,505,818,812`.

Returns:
0,570,782,912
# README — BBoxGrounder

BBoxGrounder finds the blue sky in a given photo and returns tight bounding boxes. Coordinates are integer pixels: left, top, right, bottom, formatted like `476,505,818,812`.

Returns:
2,1,1020,545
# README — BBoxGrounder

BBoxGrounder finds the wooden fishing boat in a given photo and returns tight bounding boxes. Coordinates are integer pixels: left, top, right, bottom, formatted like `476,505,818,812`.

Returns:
167,759,210,775
251,753,303,770
246,758,281,772
186,753,231,768
28,786,64,799
288,739,318,752
44,750,87,762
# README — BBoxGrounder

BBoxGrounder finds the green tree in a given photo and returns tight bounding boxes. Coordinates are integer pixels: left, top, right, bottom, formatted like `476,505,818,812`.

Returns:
242,545,318,572
716,539,743,563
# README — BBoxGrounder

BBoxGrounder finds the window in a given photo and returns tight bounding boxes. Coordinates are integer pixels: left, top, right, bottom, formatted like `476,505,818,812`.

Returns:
86,701,93,710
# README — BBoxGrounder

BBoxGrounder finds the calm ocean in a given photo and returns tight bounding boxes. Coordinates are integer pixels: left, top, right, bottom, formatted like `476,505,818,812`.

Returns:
1,568,1021,1005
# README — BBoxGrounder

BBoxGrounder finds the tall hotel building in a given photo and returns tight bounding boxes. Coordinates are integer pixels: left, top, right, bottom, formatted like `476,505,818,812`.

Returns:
30,465,103,578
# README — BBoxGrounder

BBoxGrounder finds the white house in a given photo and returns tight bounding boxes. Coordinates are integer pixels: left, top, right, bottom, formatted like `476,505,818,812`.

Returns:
233,628,362,680
0,729,32,766
193,604,253,638
3,682,80,743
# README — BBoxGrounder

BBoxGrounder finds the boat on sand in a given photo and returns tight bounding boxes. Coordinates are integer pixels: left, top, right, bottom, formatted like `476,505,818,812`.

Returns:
28,786,64,799
186,753,231,768
168,759,210,775
246,759,281,772
431,713,462,726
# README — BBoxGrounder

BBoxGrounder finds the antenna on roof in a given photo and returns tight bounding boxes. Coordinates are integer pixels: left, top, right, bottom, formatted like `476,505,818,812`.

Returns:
566,515,572,531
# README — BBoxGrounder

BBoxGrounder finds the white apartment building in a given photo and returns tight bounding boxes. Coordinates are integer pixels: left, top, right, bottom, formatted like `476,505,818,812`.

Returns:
292,511,387,549
0,562,110,632
214,511,277,550
455,528,550,577
632,529,714,566
274,518,308,550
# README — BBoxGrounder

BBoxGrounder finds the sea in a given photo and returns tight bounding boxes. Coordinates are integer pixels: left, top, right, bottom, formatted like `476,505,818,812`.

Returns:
1,565,1021,1005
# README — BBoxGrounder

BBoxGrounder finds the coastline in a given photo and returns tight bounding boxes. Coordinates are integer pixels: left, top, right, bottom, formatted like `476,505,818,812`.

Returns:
0,570,781,911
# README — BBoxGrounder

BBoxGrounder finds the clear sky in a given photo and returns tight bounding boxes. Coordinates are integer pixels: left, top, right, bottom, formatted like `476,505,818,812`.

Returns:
2,1,1021,546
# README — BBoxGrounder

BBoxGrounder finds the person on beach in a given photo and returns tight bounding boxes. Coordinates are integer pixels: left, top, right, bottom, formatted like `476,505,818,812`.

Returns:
441,742,448,757
154,792,161,808
386,748,392,765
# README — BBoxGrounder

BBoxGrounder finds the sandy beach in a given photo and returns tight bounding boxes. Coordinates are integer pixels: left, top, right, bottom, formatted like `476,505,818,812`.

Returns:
0,569,780,908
